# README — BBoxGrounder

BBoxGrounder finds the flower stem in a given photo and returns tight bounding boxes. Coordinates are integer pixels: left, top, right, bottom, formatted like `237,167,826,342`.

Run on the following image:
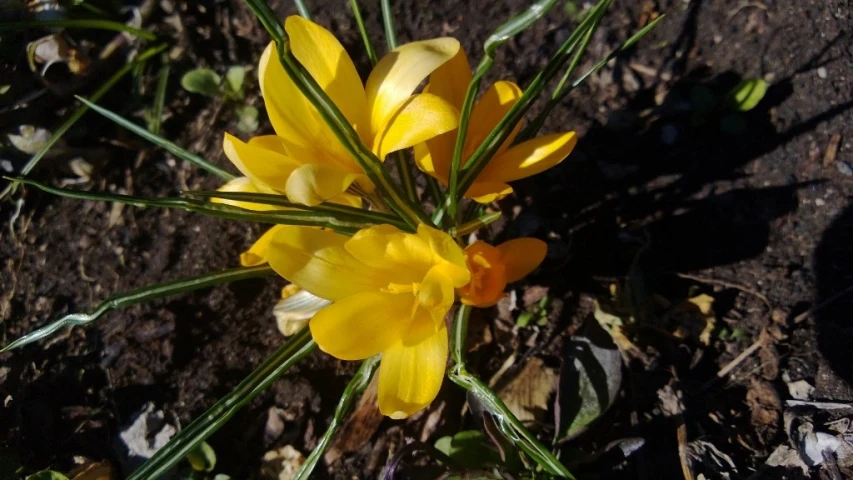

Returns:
295,356,380,480
448,305,575,478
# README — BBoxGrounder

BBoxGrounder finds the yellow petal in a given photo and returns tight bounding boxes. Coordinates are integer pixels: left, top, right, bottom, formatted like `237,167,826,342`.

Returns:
285,16,369,136
345,224,435,280
223,133,299,191
413,131,454,182
265,226,388,301
427,48,472,110
464,180,513,204
365,38,460,136
258,42,325,160
480,131,577,182
240,225,284,266
417,265,455,319
416,224,470,287
463,81,523,161
378,323,448,419
309,292,416,360
285,164,374,207
372,93,459,159
215,177,279,211
498,237,547,283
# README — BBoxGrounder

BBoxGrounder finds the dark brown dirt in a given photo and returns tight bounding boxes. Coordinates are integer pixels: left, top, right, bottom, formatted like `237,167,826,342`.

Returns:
2,0,852,478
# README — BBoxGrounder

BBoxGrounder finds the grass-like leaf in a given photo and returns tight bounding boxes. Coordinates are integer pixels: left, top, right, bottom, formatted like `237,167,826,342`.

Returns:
0,19,157,40
349,0,379,65
456,0,612,197
10,177,376,235
0,43,168,201
292,0,313,20
127,327,316,479
295,356,380,480
380,0,398,50
185,190,411,231
149,53,170,135
76,97,235,181
2,265,274,351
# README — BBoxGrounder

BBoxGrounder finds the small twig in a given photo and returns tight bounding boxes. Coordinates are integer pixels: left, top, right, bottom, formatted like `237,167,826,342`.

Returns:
715,330,770,379
727,1,769,21
676,272,772,313
792,284,853,324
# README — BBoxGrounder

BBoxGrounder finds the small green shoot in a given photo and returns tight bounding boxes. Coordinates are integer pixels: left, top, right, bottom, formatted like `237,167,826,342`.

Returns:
726,78,768,112
181,68,222,97
187,441,217,472
25,472,68,480
516,296,552,327
181,66,256,132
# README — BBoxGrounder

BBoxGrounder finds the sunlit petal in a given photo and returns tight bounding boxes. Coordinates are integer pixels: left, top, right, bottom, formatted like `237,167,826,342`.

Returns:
365,38,460,135
258,42,324,158
416,224,470,286
498,238,548,283
427,48,472,110
378,323,448,419
310,292,415,360
266,226,388,301
223,133,298,191
240,225,284,266
417,265,455,319
480,131,577,182
285,164,373,207
413,131,454,182
464,180,513,204
463,81,523,161
372,93,459,159
345,224,434,280
285,16,369,137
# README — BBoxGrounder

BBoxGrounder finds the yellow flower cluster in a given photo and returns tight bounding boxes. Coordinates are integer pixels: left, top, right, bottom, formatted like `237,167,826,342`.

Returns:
219,16,576,418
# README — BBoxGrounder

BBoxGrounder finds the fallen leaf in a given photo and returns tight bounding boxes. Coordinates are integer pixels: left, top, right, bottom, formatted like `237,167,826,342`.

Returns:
260,446,305,480
8,125,51,155
496,357,557,427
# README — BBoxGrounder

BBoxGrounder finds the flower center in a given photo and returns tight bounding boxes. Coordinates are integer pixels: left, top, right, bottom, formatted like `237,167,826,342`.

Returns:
383,282,421,295
466,252,491,296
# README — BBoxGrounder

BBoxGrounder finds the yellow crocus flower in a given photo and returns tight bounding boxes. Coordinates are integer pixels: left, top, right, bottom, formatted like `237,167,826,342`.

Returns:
414,49,578,203
458,238,547,307
222,15,461,207
262,223,470,418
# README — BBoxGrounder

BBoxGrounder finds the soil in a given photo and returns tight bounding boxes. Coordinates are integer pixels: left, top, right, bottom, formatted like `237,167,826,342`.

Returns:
1,0,853,479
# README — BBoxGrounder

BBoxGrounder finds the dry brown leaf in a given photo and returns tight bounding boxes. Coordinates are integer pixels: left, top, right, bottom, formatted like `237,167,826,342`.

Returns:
496,357,558,425
68,460,114,480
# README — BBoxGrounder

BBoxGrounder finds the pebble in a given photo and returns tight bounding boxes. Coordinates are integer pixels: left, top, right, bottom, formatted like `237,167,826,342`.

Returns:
815,198,826,206
837,161,853,176
817,67,828,79
0,159,11,172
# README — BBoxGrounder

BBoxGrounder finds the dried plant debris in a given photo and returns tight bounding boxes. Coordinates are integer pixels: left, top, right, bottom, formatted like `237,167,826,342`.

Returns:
767,411,853,475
